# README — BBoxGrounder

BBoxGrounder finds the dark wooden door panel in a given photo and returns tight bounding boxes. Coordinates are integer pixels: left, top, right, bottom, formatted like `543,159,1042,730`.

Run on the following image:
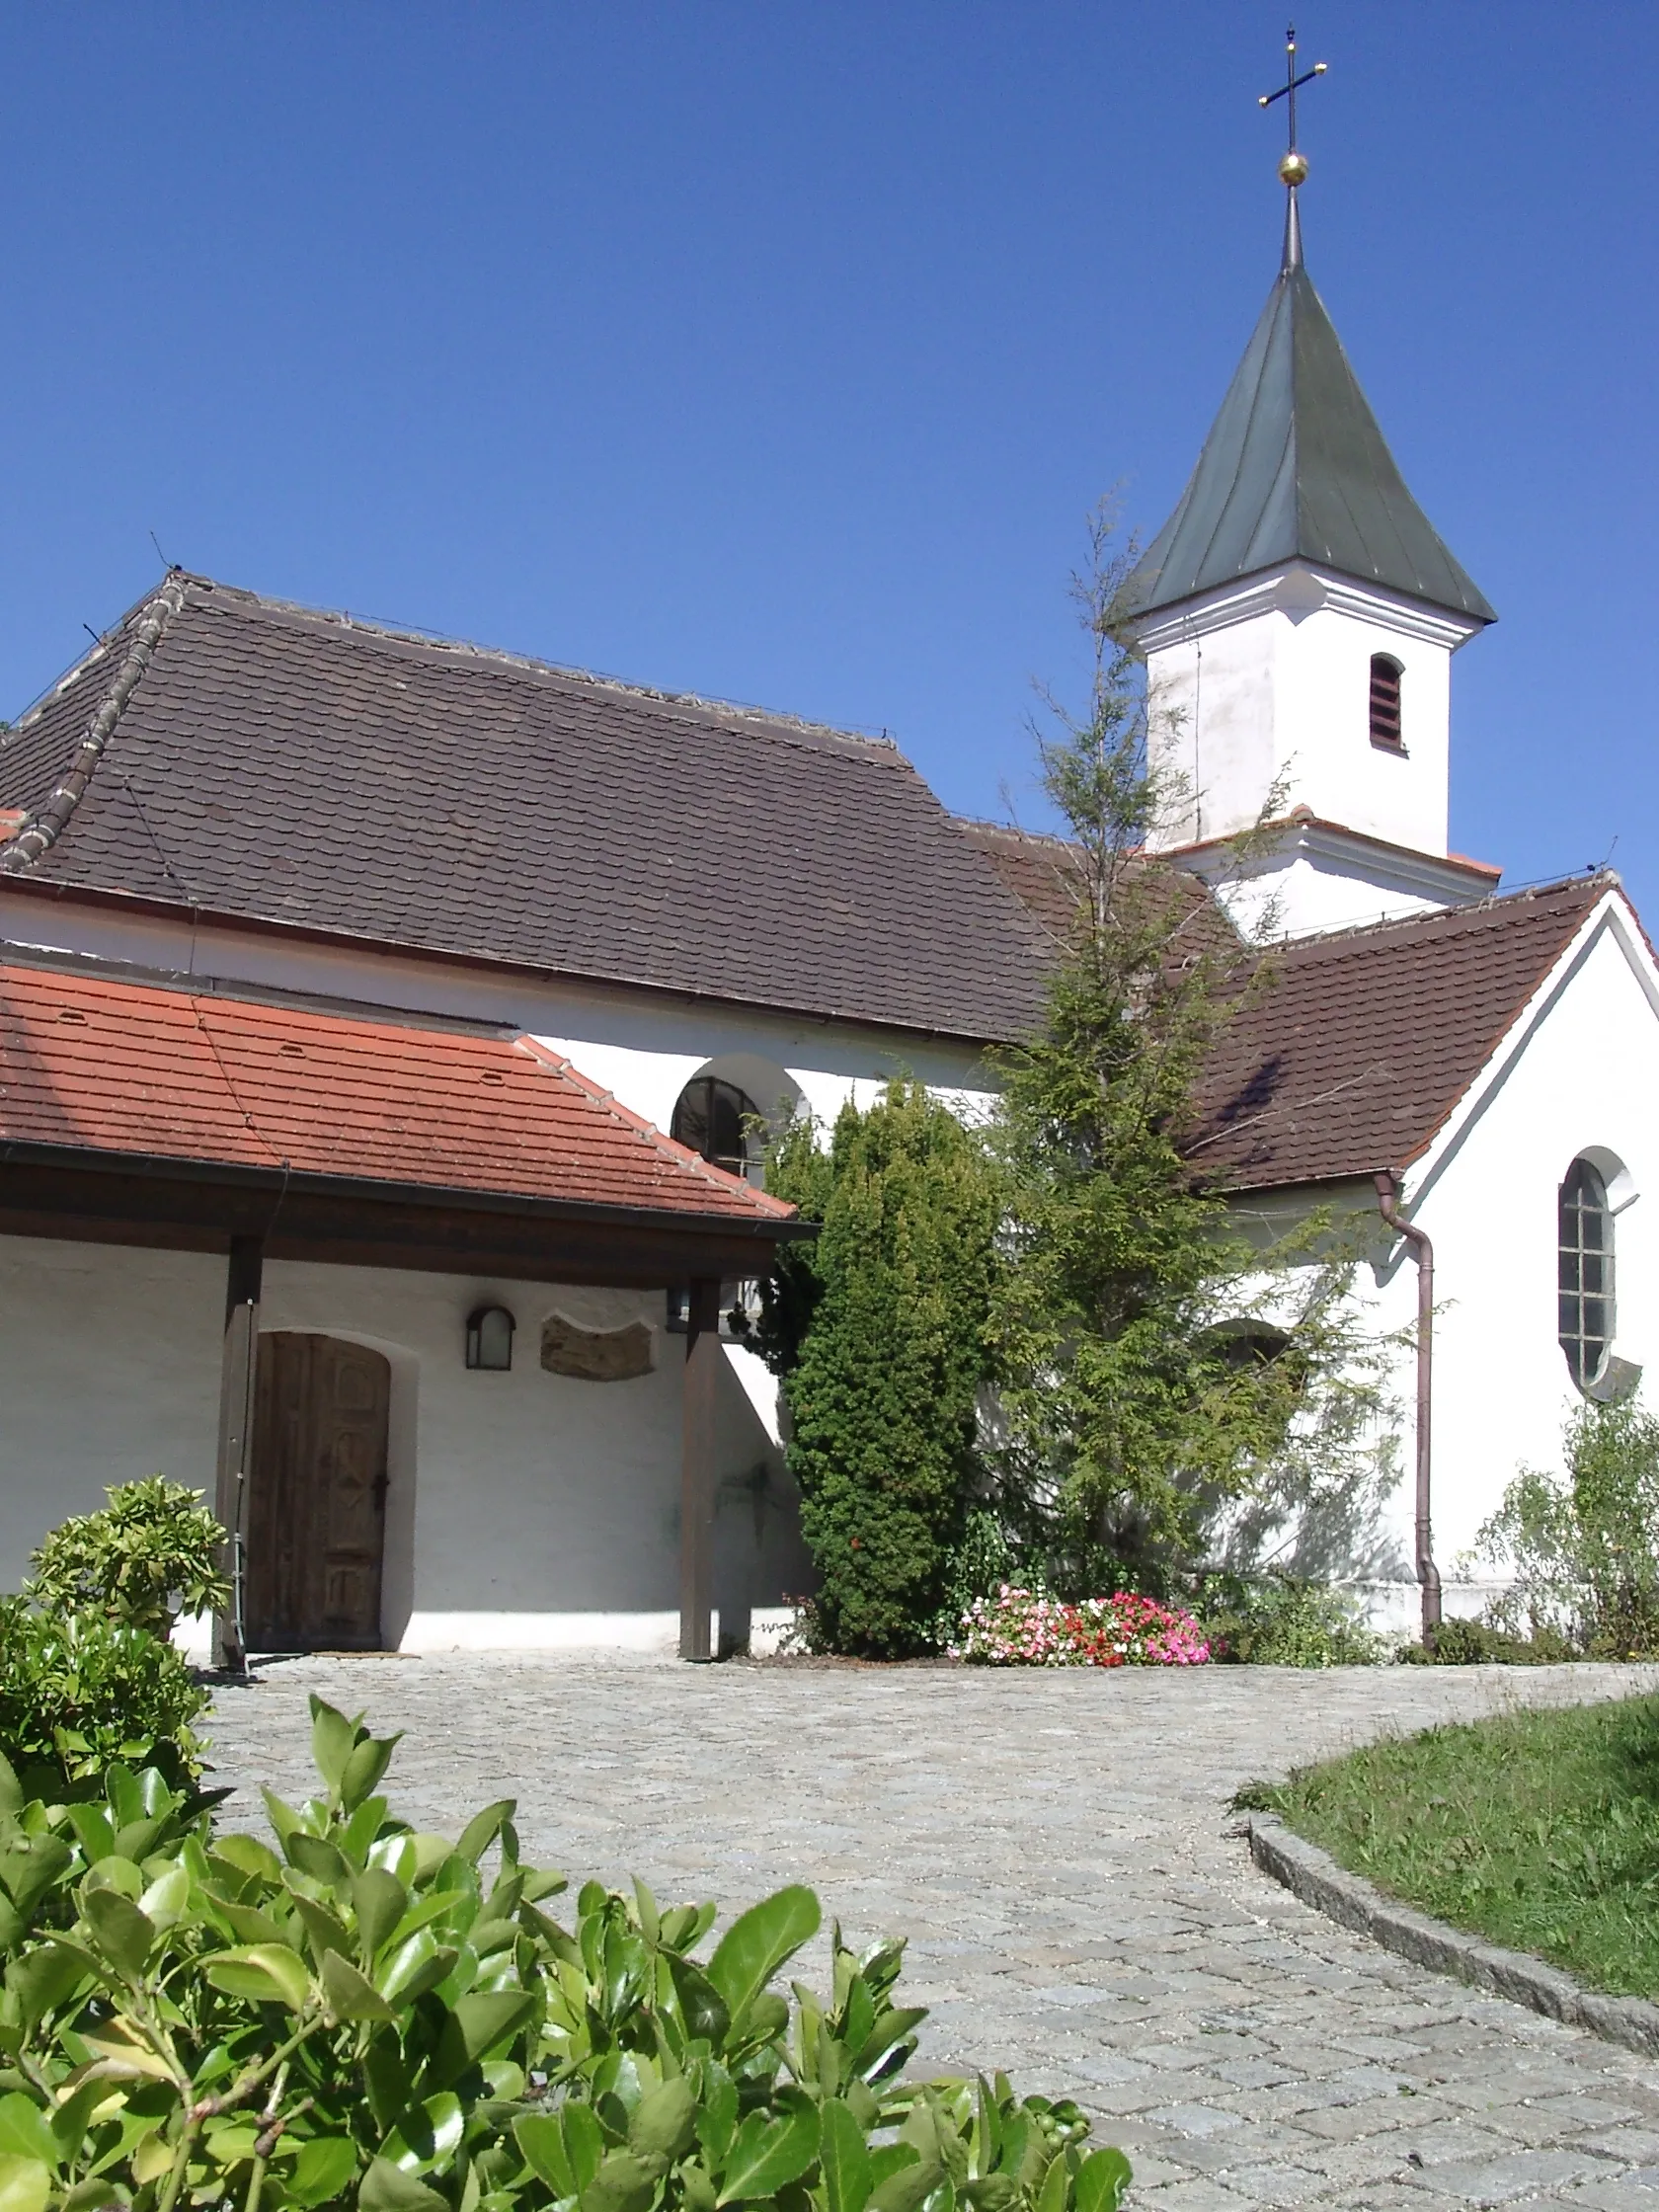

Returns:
246,1334,390,1651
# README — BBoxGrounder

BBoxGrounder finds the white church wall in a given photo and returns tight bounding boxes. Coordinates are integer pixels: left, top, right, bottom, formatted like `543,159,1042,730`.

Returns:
0,1235,225,1574
1139,564,1476,859
1249,903,1659,1633
1400,907,1659,1610
0,896,996,1139
0,1234,807,1654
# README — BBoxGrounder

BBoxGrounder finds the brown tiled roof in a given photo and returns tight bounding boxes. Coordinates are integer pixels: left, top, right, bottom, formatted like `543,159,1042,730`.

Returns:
956,819,1240,961
0,577,1049,1045
0,957,795,1224
1187,877,1616,1191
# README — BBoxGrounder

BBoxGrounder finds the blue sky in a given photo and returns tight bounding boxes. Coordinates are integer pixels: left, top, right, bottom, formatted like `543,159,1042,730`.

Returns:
1,5,1653,908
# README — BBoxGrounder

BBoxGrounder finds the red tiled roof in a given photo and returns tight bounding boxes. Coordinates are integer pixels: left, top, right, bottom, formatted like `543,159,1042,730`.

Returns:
0,960,794,1224
1188,876,1616,1191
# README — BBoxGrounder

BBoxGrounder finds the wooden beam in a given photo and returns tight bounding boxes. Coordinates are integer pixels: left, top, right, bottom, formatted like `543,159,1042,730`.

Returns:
0,1161,792,1289
211,1235,264,1671
678,1277,723,1663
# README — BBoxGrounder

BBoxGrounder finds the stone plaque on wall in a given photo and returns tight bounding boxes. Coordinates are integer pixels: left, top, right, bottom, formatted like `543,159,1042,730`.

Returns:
540,1312,656,1382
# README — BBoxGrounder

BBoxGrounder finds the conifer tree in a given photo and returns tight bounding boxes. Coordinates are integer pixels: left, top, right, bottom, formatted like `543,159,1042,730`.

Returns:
759,1081,997,1656
988,510,1392,1593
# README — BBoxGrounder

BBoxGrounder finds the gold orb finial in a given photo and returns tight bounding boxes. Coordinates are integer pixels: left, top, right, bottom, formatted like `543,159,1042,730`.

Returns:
1278,149,1309,187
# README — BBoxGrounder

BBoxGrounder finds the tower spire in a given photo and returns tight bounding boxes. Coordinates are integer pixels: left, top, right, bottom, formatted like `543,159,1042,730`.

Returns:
1259,25,1325,270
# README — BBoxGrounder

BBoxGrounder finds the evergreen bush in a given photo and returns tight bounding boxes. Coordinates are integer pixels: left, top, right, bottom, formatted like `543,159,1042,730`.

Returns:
760,1083,998,1657
29,1478,228,1639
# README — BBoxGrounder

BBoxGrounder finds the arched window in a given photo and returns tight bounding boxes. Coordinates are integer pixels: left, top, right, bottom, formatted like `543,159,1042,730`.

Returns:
1559,1157,1615,1389
672,1075,761,1182
1369,655,1403,749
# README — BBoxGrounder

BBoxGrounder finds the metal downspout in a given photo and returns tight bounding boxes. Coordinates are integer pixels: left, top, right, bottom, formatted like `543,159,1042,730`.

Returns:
1375,1170,1441,1642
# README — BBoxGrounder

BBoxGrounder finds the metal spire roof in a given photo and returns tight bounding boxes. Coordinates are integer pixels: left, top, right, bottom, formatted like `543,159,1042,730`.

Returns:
1115,205,1496,627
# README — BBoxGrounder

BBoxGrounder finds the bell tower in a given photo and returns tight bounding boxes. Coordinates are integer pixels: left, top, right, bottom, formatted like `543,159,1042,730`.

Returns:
1112,33,1498,937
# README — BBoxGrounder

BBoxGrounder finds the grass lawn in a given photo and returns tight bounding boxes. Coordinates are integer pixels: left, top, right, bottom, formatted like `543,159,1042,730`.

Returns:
1242,1693,1659,1999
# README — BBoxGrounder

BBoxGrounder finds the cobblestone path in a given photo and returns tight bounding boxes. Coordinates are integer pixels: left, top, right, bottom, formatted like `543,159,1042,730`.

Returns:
209,1657,1659,2211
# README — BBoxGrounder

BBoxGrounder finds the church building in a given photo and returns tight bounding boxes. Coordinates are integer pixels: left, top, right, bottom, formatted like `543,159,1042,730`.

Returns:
0,128,1649,1651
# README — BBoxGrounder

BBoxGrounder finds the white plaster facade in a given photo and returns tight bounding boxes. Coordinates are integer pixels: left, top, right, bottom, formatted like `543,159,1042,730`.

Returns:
0,887,997,1652
0,1234,813,1655
1133,562,1493,937
1258,893,1659,1631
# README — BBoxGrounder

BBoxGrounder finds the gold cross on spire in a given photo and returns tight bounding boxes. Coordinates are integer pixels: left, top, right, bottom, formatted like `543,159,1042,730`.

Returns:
1259,23,1327,189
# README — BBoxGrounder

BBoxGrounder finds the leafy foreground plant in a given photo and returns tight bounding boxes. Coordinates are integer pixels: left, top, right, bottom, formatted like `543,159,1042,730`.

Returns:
29,1480,229,1643
0,1480,225,1793
1238,1694,1659,1997
0,1695,1131,2212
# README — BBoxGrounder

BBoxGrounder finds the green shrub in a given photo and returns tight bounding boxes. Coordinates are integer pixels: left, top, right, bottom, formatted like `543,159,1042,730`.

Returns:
28,1477,228,1638
0,1600,211,1793
0,1694,1130,2212
1196,1574,1383,1667
1473,1400,1659,1656
1393,1616,1575,1667
760,1084,999,1658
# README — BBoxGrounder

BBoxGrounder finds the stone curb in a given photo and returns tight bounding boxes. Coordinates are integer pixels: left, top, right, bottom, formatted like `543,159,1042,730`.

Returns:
1246,1812,1659,2059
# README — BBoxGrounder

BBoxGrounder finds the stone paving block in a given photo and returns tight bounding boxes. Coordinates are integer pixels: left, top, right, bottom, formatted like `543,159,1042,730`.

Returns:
207,1656,1659,2212
1407,2147,1606,2202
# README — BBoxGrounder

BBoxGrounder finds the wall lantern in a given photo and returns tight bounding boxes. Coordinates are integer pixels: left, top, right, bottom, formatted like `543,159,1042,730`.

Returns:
465,1305,515,1372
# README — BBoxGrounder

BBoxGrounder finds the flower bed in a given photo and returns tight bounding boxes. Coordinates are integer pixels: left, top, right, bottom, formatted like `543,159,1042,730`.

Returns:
952,1584,1211,1666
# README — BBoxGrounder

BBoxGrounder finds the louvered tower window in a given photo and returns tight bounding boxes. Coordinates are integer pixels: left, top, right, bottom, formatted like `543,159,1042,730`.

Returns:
1559,1158,1615,1389
1369,655,1403,749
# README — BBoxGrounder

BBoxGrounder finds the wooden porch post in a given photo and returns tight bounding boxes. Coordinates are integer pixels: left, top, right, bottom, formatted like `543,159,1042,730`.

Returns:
211,1235,264,1671
678,1277,722,1662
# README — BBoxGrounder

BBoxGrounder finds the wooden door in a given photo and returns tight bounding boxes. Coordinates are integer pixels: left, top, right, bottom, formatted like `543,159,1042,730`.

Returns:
246,1334,390,1651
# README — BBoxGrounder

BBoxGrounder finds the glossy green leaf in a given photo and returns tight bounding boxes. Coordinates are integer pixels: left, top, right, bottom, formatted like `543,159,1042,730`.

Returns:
137,1865,191,1931
9,1942,88,2028
210,1833,284,1887
359,2155,448,2212
2,1838,69,1924
692,2065,738,2169
288,1888,353,1965
381,2093,464,2175
707,1886,821,2027
629,2077,696,2162
869,2152,939,2212
309,1698,357,1795
819,2098,873,2212
322,1948,394,2022
0,1755,22,1821
581,2151,661,2212
354,1866,408,1958
1035,2152,1067,2212
667,1952,730,2047
0,2097,56,2173
427,1988,535,2090
83,1888,154,1978
380,1930,460,2006
715,2104,819,2206
513,2114,575,2197
1072,2150,1132,2212
560,2104,605,2192
285,2136,359,2209
201,1943,312,2012
454,1801,515,1867
286,1833,352,1893
342,1733,401,1812
0,2156,50,2212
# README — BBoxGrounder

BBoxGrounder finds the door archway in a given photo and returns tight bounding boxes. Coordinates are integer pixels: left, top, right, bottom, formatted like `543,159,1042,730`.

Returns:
246,1333,391,1650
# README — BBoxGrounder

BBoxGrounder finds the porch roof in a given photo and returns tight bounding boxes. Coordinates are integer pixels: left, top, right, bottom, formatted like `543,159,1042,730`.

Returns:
0,957,797,1269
